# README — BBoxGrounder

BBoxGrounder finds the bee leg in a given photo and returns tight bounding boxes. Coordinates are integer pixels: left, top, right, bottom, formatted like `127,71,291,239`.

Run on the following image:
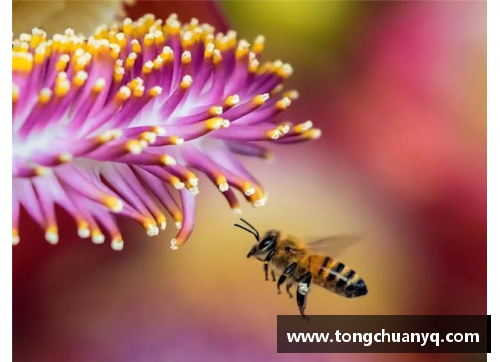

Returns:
271,270,276,282
277,262,297,295
263,249,276,281
286,281,294,299
296,272,312,321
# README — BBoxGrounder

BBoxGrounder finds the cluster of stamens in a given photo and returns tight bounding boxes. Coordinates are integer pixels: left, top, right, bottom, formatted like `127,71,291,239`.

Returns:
12,14,321,250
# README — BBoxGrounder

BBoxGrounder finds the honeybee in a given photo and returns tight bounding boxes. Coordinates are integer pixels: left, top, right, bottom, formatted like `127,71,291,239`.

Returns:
235,219,368,320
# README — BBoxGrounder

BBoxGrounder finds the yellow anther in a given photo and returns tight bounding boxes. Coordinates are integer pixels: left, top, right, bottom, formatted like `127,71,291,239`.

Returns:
12,52,33,72
160,154,177,166
267,129,282,140
142,61,154,74
303,128,322,139
123,18,133,35
168,136,184,145
34,46,47,64
140,132,157,144
276,97,291,110
133,85,145,97
152,126,166,135
12,229,20,245
187,171,199,186
125,140,143,155
181,31,194,48
161,46,174,62
56,54,70,71
236,40,250,59
180,75,193,89
144,33,154,47
209,106,223,116
116,86,132,101
38,88,53,104
109,43,121,58
249,58,259,73
73,70,88,87
278,63,293,78
128,77,143,92
126,52,137,69
253,93,269,106
131,39,142,54
216,174,229,192
213,49,223,65
45,225,59,244
12,84,20,103
165,18,180,35
283,89,299,100
55,79,70,97
92,78,106,93
294,120,313,133
114,67,125,82
149,86,163,97
271,60,283,72
277,124,290,135
242,182,256,196
58,152,73,163
204,43,215,58
206,117,224,130
153,56,164,70
181,51,192,65
225,95,240,107
35,165,51,176
252,35,265,54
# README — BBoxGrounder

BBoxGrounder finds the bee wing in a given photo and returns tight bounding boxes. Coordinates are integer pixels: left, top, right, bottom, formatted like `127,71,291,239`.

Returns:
306,235,362,255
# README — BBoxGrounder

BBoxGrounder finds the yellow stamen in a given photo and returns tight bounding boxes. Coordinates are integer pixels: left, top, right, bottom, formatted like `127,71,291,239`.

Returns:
103,196,124,212
180,75,193,89
252,35,265,54
160,155,177,166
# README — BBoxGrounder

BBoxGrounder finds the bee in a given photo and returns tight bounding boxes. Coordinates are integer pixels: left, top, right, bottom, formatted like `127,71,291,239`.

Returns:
234,219,368,320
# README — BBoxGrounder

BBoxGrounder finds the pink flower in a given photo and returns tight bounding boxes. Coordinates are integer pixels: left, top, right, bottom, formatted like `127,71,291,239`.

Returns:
12,14,320,250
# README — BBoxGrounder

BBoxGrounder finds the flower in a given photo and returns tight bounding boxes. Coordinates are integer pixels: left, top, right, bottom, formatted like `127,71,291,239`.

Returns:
12,14,321,250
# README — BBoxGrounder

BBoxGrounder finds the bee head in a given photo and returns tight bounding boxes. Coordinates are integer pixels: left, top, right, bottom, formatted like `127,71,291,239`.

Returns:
246,229,280,260
233,219,279,260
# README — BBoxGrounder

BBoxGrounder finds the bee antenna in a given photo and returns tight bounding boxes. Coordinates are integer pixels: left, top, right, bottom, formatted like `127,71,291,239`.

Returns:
239,218,261,240
234,224,259,241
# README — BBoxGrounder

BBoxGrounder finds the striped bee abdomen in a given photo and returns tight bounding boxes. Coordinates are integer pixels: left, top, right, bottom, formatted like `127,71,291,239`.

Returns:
307,255,368,298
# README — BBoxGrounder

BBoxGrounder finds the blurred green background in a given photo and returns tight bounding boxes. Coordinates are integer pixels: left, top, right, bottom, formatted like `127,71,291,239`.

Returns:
13,1,486,361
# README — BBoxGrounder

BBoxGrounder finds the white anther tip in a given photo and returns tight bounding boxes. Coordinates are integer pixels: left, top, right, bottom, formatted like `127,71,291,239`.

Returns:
78,228,90,238
218,182,229,192
111,239,124,251
244,187,256,196
45,231,59,245
146,224,157,237
92,234,105,244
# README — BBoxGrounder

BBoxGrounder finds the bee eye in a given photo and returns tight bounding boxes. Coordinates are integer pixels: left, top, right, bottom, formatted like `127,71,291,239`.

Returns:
259,237,275,250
